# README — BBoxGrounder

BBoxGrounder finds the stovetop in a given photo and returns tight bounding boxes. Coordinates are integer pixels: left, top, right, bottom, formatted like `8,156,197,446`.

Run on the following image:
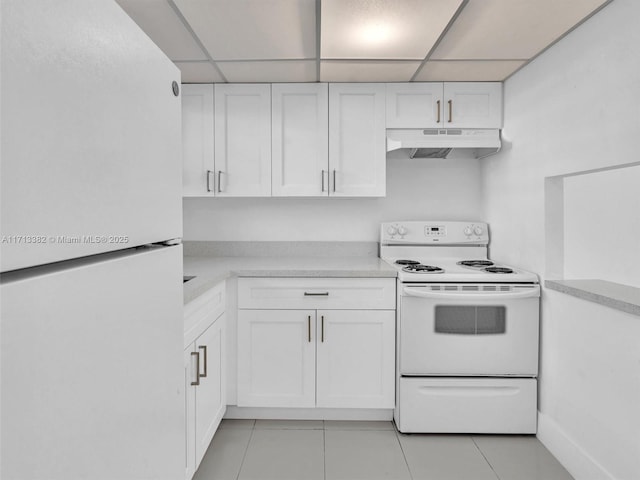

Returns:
382,257,539,283
379,221,539,284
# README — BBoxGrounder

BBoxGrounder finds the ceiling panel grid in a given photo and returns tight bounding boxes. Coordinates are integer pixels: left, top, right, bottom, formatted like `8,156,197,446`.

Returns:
115,0,612,83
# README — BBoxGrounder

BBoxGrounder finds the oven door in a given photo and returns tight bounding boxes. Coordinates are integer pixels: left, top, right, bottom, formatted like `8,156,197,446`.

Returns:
400,284,540,376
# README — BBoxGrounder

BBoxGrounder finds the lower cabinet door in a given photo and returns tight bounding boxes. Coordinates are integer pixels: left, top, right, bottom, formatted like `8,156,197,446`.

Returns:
238,309,316,407
194,314,226,468
316,310,395,408
184,346,197,480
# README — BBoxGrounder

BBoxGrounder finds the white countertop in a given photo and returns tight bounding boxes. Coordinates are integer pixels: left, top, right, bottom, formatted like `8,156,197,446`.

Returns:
545,279,640,317
183,256,397,305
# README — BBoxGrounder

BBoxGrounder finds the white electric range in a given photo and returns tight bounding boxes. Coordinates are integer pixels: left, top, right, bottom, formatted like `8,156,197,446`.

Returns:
380,221,540,434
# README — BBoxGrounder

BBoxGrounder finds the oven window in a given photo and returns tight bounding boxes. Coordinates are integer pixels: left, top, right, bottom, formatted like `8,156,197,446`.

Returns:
434,306,506,334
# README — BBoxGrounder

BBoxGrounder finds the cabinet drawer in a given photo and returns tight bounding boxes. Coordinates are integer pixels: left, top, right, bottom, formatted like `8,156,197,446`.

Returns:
184,281,225,347
238,277,395,310
397,377,536,434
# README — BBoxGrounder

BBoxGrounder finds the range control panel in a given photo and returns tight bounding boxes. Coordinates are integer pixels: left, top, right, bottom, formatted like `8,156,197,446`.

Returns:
381,221,489,245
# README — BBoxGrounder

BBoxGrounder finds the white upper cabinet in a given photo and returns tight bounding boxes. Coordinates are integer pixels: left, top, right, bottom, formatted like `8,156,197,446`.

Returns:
182,84,215,196
386,83,444,128
444,82,503,129
182,81,501,199
214,84,272,196
272,84,329,196
386,82,502,129
329,84,386,197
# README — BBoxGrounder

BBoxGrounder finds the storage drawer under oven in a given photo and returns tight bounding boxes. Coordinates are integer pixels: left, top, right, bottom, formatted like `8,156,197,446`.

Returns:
397,377,537,434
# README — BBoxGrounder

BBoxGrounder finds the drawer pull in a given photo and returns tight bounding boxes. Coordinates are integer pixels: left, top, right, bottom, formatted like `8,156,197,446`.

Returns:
199,345,207,378
217,170,224,193
321,315,325,342
206,170,214,192
307,315,311,343
418,386,520,397
190,351,200,386
304,292,329,296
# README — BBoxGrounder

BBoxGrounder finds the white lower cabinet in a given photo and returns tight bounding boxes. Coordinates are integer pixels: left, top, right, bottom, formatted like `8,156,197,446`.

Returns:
316,310,395,408
237,309,316,407
184,285,226,479
184,347,197,480
237,277,396,411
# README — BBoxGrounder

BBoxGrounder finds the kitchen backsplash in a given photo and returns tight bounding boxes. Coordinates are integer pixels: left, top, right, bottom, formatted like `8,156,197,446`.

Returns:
182,241,379,257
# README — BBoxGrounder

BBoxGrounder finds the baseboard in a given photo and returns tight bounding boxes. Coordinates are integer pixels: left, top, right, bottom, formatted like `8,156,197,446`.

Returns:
225,406,394,421
537,411,614,480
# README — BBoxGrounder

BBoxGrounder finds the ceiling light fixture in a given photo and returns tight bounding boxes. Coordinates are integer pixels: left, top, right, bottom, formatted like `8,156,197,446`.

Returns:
358,22,393,45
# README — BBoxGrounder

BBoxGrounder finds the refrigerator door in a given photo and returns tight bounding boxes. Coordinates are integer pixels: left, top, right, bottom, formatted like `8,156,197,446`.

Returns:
1,245,184,480
1,0,182,272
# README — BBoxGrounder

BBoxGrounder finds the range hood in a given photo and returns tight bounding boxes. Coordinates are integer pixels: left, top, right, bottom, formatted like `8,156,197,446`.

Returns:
387,128,501,159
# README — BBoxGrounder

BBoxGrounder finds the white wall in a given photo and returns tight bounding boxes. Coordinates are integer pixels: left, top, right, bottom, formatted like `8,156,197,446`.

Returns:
184,152,483,241
481,1,640,478
564,165,640,287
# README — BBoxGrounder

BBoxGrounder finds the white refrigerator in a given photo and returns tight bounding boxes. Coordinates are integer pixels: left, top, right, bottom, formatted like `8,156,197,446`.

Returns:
1,1,184,478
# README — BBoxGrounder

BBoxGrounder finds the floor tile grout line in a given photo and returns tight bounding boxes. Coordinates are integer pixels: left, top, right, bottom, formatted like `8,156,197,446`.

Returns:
323,424,327,480
471,436,502,480
392,424,415,480
234,421,256,480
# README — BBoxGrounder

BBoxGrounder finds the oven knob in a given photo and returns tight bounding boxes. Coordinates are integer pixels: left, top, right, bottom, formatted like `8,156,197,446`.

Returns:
386,226,398,236
464,226,473,236
473,225,483,236
397,226,408,236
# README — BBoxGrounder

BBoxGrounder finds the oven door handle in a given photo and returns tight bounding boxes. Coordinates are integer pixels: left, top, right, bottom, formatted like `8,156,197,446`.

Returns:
402,287,540,300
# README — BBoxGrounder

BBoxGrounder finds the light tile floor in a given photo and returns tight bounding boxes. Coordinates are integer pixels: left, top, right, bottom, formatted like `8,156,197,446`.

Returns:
194,420,574,480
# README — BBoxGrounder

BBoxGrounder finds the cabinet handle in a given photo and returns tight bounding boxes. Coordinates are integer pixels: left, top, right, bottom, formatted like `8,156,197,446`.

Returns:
321,170,326,192
448,100,453,123
436,100,441,123
190,351,200,386
206,170,214,192
199,345,207,378
307,315,311,343
304,292,329,296
333,169,336,193
321,315,325,343
217,170,224,193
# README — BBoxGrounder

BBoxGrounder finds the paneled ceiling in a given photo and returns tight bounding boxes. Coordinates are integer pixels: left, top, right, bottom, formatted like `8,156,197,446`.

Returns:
115,0,612,83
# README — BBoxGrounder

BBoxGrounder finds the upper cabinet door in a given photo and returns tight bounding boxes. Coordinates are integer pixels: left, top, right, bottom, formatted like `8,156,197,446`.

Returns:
386,83,444,128
182,84,215,197
272,84,329,197
329,84,386,197
443,82,503,129
214,84,272,196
